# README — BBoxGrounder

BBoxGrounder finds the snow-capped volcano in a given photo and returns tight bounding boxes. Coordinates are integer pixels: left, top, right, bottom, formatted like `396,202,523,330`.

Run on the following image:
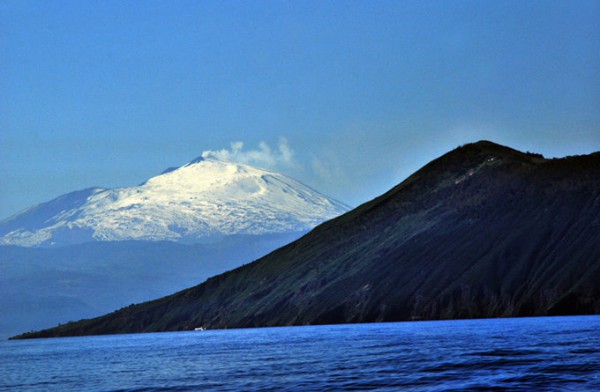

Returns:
0,157,350,247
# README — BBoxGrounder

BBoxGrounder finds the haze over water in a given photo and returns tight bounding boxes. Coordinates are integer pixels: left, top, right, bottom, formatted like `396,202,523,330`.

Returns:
2,316,599,391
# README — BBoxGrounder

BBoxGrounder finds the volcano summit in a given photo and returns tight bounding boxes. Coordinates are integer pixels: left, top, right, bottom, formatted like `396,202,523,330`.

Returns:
0,157,349,247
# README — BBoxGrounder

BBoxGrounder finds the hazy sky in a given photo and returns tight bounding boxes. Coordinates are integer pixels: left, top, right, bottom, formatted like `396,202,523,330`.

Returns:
1,1,599,219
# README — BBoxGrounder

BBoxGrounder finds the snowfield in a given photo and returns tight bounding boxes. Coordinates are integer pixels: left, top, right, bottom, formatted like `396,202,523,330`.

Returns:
0,157,350,247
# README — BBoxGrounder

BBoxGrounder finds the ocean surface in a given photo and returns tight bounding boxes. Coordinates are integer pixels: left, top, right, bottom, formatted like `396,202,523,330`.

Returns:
1,316,599,391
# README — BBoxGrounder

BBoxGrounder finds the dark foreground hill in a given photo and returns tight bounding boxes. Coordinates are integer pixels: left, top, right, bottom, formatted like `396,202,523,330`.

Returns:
14,141,600,339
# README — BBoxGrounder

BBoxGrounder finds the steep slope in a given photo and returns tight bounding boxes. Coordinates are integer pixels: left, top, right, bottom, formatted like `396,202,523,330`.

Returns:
16,141,600,339
0,157,349,247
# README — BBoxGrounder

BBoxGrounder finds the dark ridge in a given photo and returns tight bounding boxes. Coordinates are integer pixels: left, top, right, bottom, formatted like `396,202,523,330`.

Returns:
186,156,205,165
160,167,179,175
14,141,600,339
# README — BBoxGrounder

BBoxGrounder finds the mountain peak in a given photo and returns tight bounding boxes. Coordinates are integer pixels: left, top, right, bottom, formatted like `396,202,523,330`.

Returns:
467,139,506,149
407,141,546,184
182,154,246,169
186,155,206,165
0,158,350,247
456,140,545,161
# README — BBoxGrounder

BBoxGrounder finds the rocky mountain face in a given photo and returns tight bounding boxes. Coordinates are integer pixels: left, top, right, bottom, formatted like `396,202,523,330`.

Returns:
0,157,349,247
14,141,600,339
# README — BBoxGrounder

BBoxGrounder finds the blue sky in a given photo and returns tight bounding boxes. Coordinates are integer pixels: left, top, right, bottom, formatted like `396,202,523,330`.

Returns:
1,0,599,218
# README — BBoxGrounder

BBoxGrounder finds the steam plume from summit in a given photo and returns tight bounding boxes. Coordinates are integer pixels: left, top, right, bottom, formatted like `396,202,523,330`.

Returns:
201,138,295,170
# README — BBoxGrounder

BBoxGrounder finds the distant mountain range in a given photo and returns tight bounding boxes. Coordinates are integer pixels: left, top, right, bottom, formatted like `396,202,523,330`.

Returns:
16,141,600,339
0,157,349,339
0,156,349,247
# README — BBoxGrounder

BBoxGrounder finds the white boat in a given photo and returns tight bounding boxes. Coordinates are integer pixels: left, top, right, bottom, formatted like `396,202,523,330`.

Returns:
194,327,205,331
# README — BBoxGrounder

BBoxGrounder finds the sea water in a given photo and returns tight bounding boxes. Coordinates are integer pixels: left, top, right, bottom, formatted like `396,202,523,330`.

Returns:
1,316,599,391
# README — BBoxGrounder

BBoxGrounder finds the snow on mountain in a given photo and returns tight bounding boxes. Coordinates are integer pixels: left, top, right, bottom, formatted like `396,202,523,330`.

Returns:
0,157,350,247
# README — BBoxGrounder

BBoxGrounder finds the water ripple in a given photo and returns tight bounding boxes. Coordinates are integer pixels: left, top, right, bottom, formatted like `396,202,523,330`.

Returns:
1,315,599,391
